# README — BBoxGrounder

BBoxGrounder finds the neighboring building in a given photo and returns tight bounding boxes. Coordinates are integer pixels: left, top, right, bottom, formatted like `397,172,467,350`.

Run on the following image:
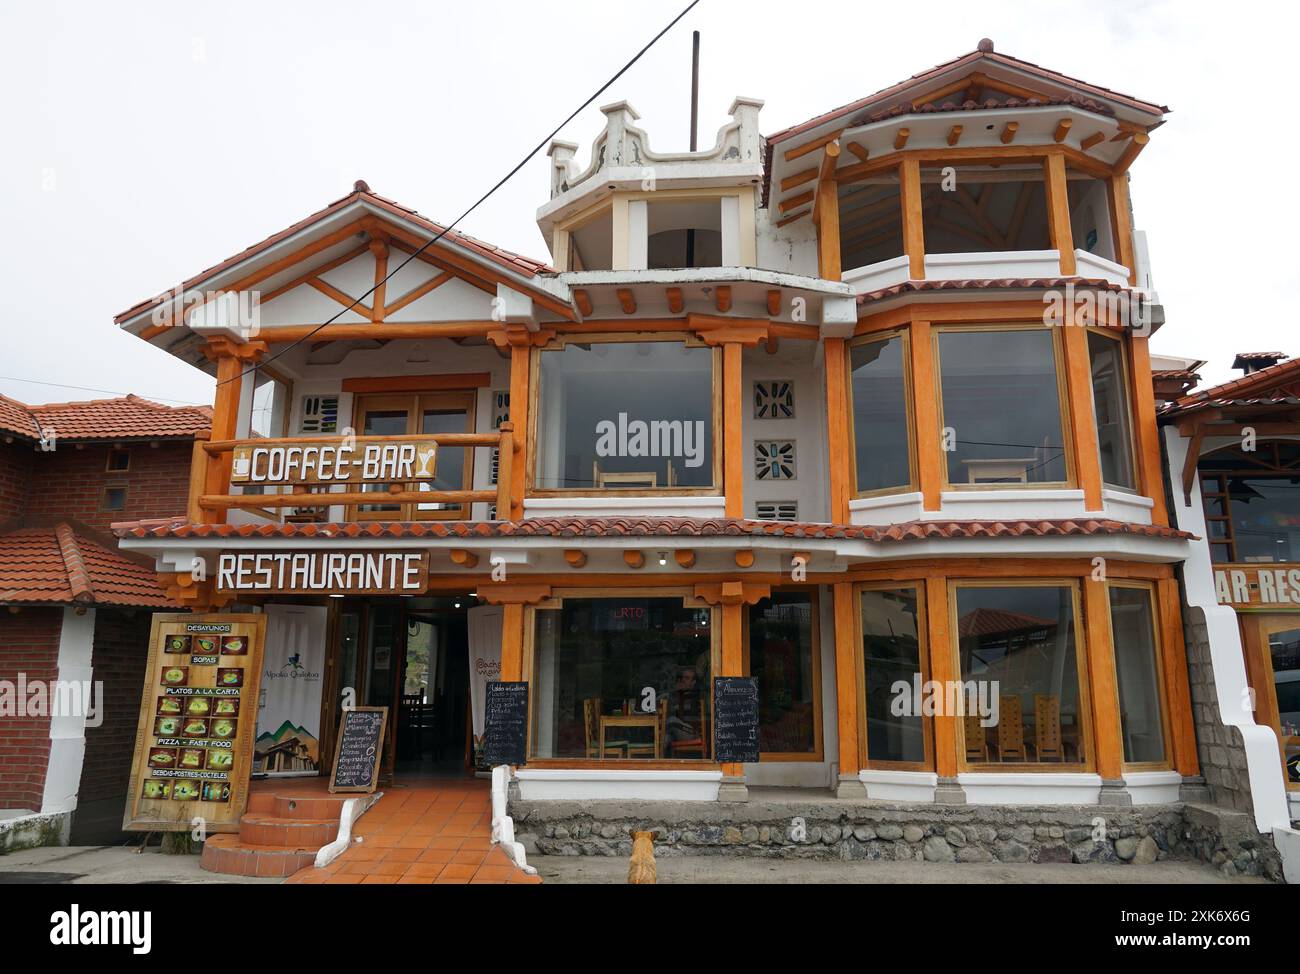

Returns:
104,41,1287,876
0,393,211,846
1159,353,1300,877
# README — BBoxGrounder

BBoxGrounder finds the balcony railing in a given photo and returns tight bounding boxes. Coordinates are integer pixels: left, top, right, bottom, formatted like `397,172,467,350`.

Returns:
186,426,514,524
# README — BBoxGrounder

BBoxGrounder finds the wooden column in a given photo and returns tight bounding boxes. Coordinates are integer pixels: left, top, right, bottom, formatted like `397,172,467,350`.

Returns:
1044,151,1077,276
1083,578,1125,785
1157,577,1200,777
899,158,926,280
813,142,842,281
508,343,530,520
479,584,553,684
924,576,959,780
910,320,943,511
824,337,851,524
696,580,769,800
831,581,864,794
723,341,745,518
1128,334,1169,525
1061,324,1104,510
201,338,267,524
1108,173,1138,285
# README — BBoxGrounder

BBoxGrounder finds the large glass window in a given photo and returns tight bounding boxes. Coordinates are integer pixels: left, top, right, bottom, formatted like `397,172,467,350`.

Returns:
1266,625,1300,786
1108,585,1167,765
936,327,1068,485
1088,331,1136,489
534,340,715,491
747,590,819,756
530,596,713,761
1199,442,1300,563
955,584,1087,766
861,587,926,765
849,334,912,494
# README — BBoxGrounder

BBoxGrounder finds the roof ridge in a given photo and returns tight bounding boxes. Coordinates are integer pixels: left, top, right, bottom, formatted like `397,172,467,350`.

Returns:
1175,355,1300,406
53,521,94,603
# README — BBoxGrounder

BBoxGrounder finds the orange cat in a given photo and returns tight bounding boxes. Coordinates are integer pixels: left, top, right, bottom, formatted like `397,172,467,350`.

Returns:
628,830,657,884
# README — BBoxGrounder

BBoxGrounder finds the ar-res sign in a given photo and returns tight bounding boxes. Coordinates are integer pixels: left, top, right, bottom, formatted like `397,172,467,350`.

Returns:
230,438,438,486
216,551,429,595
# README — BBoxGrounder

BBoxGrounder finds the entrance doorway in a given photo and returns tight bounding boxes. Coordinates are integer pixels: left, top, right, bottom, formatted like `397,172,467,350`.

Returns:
326,596,474,781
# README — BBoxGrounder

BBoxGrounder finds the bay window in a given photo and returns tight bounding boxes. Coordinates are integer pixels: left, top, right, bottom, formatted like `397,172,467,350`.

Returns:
848,332,913,495
860,586,927,766
1107,584,1169,766
1088,330,1136,490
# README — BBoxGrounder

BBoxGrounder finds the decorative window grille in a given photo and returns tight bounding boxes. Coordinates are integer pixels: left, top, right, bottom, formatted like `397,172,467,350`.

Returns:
299,395,339,434
755,501,799,521
755,440,797,480
753,380,795,419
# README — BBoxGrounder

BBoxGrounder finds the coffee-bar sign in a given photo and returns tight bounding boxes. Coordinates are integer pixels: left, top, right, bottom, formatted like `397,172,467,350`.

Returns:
216,551,429,596
1215,565,1300,609
230,438,438,485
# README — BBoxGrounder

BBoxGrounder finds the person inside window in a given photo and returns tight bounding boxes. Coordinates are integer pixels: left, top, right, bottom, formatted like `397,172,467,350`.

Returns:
667,666,702,742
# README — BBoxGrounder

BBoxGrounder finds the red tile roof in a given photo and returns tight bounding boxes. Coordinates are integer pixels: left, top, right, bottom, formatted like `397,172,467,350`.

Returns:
864,93,1114,126
114,184,554,326
765,43,1168,147
855,277,1130,308
1162,356,1300,418
957,607,1055,638
0,394,211,443
113,515,1191,544
0,523,175,607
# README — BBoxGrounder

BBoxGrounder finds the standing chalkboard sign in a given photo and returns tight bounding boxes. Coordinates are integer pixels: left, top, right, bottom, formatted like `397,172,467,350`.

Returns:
483,681,528,766
713,676,760,763
328,706,388,793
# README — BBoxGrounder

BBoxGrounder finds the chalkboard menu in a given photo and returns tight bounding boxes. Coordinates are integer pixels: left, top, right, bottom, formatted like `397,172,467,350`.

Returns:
483,681,528,766
328,706,388,793
713,676,760,763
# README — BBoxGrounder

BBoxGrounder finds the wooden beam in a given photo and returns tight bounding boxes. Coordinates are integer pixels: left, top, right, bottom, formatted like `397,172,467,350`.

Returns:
674,550,696,569
623,550,645,569
816,177,841,281
1180,424,1205,504
1044,152,1076,276
448,549,479,569
1062,324,1104,510
899,157,926,280
780,167,818,192
307,278,371,317
783,129,844,162
946,124,962,147
924,576,957,778
1157,577,1200,778
1107,174,1137,285
1113,132,1150,175
1083,578,1125,781
734,550,755,568
780,190,815,214
766,290,781,317
1053,118,1073,143
369,238,389,322
1080,131,1106,151
775,209,811,228
384,270,453,317
1129,335,1169,525
910,319,942,510
1000,121,1019,145
563,549,587,568
824,337,851,522
724,342,744,518
666,287,684,314
818,140,841,182
893,127,910,151
616,288,636,315
573,288,593,317
846,141,869,162
715,285,732,313
832,581,862,779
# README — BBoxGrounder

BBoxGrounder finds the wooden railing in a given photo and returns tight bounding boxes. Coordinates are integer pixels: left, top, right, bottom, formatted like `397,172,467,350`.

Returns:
186,425,514,523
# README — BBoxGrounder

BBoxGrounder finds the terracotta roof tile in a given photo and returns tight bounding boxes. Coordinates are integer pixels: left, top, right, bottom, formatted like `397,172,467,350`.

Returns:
0,523,175,607
113,515,1191,544
0,393,211,442
855,277,1129,307
1162,356,1300,418
863,93,1114,126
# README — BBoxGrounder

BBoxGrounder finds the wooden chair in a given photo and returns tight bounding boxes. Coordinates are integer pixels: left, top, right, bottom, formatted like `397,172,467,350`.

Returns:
583,698,628,759
668,701,710,759
964,714,989,761
592,460,658,489
1034,694,1066,762
625,698,669,759
995,694,1032,762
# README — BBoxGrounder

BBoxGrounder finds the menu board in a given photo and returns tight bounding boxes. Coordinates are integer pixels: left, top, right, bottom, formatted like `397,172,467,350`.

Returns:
483,681,528,767
123,613,266,832
328,707,388,794
713,676,760,763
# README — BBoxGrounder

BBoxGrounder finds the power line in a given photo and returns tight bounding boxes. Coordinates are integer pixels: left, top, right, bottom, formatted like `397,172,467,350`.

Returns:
226,0,701,385
0,375,210,407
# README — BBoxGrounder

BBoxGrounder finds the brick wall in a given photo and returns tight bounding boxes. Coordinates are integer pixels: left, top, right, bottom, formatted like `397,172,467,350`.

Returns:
0,608,63,810
24,441,192,533
0,440,33,521
78,609,152,806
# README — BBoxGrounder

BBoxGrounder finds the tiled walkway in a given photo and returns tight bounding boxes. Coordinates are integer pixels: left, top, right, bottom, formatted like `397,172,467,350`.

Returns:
284,778,541,885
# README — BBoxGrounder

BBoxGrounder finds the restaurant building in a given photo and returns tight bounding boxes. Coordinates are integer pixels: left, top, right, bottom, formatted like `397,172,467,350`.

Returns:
109,40,1256,856
1159,352,1300,866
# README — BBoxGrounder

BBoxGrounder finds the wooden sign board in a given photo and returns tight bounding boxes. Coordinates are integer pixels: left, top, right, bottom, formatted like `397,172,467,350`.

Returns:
230,438,438,486
483,681,528,766
328,707,388,793
123,613,266,832
1214,565,1300,609
714,676,760,764
216,551,428,596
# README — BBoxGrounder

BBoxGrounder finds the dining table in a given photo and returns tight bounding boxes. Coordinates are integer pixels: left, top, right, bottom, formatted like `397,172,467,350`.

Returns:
599,713,660,758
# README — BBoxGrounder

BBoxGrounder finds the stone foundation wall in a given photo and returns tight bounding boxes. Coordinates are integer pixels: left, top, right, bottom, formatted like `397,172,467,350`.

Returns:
1182,600,1256,815
513,798,1283,881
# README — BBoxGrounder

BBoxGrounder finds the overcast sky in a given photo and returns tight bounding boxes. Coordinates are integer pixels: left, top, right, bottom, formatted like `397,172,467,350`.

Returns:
0,0,1292,408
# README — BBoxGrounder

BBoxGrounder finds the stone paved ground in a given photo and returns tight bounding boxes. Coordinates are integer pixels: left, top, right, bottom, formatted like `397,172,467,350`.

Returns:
534,855,1272,884
0,844,278,883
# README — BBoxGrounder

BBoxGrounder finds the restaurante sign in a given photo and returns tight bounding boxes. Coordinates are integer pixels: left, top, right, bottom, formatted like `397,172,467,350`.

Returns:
216,551,429,595
229,438,438,485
